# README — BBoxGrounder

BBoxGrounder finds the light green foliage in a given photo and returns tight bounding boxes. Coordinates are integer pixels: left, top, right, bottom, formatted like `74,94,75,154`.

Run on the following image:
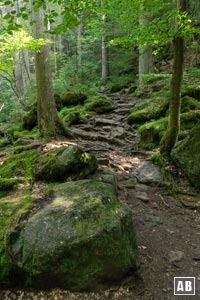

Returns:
0,30,49,71
108,0,196,49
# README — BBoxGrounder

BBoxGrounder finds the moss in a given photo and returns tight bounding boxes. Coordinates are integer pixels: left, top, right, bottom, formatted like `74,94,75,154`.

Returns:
138,117,168,149
60,92,87,106
171,122,200,189
0,150,38,183
181,85,200,100
84,95,114,113
0,191,32,286
0,178,20,192
34,146,98,182
22,104,37,130
0,138,11,148
180,110,200,130
54,93,63,111
128,95,169,125
12,180,138,290
181,96,199,113
149,153,173,183
138,110,200,150
59,96,114,126
13,129,38,141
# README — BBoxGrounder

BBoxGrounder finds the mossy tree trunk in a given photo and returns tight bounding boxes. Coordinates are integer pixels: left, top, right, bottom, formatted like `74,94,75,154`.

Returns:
34,6,70,138
160,0,187,157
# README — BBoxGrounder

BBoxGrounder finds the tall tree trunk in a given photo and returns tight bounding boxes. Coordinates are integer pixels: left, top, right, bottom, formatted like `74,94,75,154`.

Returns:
23,50,31,84
138,3,154,86
14,51,24,100
77,24,83,69
101,14,109,79
160,0,187,157
138,45,154,83
33,6,69,138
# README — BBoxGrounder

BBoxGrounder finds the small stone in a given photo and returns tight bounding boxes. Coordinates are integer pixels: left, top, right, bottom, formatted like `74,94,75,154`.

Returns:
133,161,163,186
98,157,110,165
136,191,149,202
169,251,185,263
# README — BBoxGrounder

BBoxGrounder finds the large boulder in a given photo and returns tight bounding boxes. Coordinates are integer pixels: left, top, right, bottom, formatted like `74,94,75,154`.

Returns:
171,122,200,190
34,145,98,182
11,179,139,290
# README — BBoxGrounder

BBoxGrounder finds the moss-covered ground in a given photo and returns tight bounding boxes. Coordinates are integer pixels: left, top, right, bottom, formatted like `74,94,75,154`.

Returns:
0,191,32,286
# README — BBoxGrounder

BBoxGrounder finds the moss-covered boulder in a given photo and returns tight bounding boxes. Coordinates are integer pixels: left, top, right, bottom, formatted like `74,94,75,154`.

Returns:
128,96,169,125
11,179,138,290
59,106,82,126
34,145,98,182
171,122,200,190
138,117,168,149
182,85,200,100
84,95,114,113
181,96,199,113
61,92,87,106
0,192,32,287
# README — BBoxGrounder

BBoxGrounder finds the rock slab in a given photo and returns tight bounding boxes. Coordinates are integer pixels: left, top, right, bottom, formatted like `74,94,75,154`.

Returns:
11,179,138,290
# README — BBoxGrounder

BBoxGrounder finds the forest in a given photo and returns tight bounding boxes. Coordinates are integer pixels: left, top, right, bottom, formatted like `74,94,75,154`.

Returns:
0,0,200,299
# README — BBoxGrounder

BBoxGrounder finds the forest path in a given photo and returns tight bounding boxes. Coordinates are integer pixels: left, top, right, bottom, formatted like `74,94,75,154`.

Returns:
69,92,200,300
1,93,200,300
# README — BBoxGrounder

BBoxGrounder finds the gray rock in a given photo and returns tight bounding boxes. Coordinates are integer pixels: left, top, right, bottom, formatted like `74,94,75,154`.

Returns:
136,191,149,202
133,161,163,186
110,127,125,139
169,251,185,263
12,179,139,290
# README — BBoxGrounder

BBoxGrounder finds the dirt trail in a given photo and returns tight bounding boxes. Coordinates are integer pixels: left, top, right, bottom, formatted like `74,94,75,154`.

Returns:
70,92,200,300
1,92,200,300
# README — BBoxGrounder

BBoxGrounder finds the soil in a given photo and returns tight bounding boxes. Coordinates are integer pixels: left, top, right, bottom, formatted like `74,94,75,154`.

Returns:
1,92,200,300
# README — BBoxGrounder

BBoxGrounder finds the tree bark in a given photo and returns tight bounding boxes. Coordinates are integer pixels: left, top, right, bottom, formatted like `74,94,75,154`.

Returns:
101,14,110,79
33,5,71,138
160,0,187,157
138,45,154,83
77,24,83,69
14,51,24,100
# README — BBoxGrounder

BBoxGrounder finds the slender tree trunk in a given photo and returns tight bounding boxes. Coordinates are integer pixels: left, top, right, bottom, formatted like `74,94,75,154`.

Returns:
77,24,83,69
14,51,24,100
101,14,109,79
160,0,187,157
23,50,31,84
